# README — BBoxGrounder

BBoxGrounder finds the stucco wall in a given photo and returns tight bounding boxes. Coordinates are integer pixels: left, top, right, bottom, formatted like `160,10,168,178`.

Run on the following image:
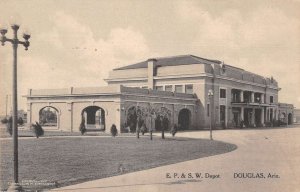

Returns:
156,64,205,77
30,102,71,131
108,68,147,79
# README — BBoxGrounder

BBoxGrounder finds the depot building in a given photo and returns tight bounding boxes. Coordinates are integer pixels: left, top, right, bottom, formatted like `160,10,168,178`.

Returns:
25,55,294,133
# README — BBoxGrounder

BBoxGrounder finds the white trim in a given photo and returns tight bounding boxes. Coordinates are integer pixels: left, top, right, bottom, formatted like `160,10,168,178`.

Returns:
104,77,147,82
215,75,279,90
154,73,211,80
124,100,196,106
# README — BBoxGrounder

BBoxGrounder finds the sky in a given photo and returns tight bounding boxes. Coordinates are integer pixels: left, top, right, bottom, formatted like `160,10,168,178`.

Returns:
0,0,299,115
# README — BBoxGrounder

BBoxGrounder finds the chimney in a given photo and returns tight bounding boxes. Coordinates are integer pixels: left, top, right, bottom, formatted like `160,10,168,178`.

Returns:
147,58,157,89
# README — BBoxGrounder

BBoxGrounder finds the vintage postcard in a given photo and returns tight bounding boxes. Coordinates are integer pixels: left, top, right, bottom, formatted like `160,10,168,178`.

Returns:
0,0,299,191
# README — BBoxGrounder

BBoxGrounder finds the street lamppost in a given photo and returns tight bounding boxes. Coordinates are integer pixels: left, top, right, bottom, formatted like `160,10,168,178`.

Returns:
1,24,30,191
208,89,214,140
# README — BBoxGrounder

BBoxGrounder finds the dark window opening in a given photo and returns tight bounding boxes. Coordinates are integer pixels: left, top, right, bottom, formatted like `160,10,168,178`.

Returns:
270,96,274,103
220,89,226,98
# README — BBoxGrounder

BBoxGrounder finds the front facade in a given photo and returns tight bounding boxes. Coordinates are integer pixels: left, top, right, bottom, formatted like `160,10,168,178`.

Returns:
26,55,294,133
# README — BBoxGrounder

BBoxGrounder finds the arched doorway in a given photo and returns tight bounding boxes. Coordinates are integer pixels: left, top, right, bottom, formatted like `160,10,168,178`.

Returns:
81,106,105,130
126,107,137,132
288,113,293,125
39,106,59,128
280,112,286,123
178,108,191,130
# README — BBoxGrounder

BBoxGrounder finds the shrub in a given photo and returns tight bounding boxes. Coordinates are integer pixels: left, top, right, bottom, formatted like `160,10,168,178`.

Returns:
32,122,44,138
273,119,282,127
17,117,24,126
279,120,286,126
239,120,245,128
1,118,8,124
79,118,86,135
140,123,147,135
6,117,12,136
170,124,177,137
111,124,118,137
265,121,272,127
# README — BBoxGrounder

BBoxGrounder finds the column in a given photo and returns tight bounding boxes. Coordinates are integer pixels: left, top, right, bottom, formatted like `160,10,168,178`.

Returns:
67,102,73,132
251,108,255,126
227,106,231,128
261,108,265,126
251,92,255,103
115,105,122,134
261,93,264,103
27,102,32,130
240,107,244,121
240,90,244,102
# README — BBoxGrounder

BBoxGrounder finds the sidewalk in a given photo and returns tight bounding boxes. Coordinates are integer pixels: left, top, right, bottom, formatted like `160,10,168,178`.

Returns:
52,126,300,192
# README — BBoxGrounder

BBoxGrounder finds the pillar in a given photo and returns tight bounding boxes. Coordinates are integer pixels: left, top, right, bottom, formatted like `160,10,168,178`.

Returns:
251,92,255,103
251,108,255,126
261,93,264,103
241,107,244,121
227,107,231,127
67,102,73,132
240,90,244,102
261,108,265,126
115,108,121,134
27,102,32,129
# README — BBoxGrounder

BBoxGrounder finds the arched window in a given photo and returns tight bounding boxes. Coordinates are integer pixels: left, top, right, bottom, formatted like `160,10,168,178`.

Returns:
39,106,59,127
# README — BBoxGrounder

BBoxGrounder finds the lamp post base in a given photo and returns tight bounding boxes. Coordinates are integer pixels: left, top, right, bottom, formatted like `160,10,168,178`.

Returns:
7,182,23,192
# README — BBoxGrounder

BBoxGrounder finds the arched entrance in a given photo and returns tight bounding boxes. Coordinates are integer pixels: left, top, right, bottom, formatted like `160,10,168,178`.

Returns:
178,108,191,130
280,112,286,123
126,106,137,132
81,106,105,130
39,106,59,128
288,113,293,125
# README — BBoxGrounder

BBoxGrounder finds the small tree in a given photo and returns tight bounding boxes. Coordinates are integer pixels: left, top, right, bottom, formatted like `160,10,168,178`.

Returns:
6,117,12,136
170,124,177,137
1,117,8,124
240,120,245,129
136,116,143,139
79,117,86,135
111,124,118,137
17,117,24,126
161,116,169,139
140,123,147,135
32,122,44,138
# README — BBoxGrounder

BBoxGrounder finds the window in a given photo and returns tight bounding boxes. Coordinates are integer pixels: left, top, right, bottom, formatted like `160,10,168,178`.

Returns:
175,85,183,93
207,104,210,116
270,96,274,103
155,86,163,91
185,84,193,94
165,85,172,92
220,89,226,98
